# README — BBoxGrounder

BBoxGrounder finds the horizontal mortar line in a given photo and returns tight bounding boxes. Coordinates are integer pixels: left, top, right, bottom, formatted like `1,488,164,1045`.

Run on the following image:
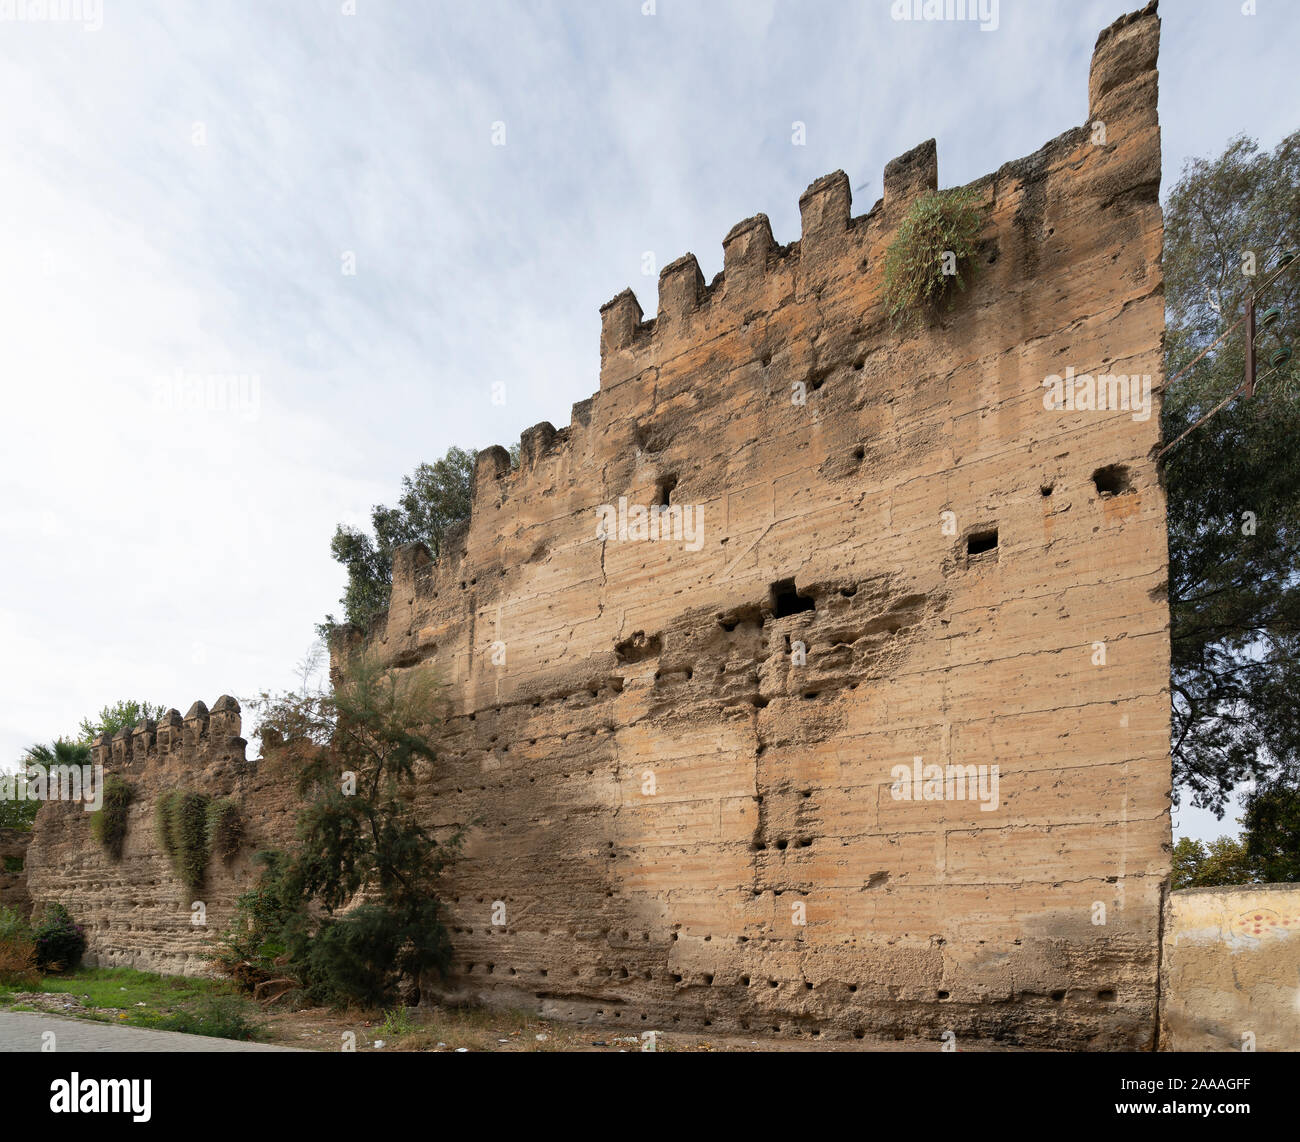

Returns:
891,635,1170,676
938,570,1168,614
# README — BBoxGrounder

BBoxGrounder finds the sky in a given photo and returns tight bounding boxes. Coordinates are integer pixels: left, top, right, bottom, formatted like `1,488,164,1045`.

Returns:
0,0,1295,844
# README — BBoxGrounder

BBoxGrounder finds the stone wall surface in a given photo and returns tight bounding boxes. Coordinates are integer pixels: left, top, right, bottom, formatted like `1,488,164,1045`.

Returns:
26,3,1172,1049
23,700,299,977
1159,885,1300,1051
0,828,32,915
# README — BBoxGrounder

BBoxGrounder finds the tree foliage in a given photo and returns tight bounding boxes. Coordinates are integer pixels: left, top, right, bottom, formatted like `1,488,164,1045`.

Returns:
218,657,465,1006
1162,131,1300,814
1242,781,1300,882
1171,835,1256,890
77,700,167,744
325,447,476,630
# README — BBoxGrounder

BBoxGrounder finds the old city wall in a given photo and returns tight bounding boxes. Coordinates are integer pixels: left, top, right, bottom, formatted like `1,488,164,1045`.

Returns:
0,828,31,915
1160,885,1300,1051
332,3,1170,1047
23,700,299,976
27,4,1171,1047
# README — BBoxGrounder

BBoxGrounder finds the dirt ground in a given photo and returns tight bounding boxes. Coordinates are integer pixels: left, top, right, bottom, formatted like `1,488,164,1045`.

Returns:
255,1004,1025,1052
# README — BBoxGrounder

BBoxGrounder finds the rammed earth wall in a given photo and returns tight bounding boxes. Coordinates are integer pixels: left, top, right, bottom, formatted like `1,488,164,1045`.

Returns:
331,2,1170,1048
27,2,1171,1048
24,700,299,976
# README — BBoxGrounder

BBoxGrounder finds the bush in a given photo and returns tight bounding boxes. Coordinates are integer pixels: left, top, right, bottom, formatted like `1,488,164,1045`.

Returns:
297,900,452,1009
205,799,242,864
0,906,38,985
155,790,211,891
90,775,134,860
32,903,86,973
209,851,297,993
881,186,984,329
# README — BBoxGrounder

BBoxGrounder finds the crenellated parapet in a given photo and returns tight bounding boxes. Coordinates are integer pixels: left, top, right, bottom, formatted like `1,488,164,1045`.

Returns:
332,1,1166,684
91,696,248,772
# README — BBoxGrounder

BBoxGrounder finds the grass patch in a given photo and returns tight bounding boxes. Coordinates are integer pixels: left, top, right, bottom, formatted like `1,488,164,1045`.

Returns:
0,966,262,1040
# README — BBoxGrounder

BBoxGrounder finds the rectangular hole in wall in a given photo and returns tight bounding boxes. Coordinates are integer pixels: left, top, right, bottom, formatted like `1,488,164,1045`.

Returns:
966,529,998,558
771,578,815,617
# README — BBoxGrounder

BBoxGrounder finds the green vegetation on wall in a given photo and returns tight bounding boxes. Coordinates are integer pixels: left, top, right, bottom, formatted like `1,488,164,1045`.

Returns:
205,798,242,865
155,790,212,891
89,775,134,860
881,186,984,330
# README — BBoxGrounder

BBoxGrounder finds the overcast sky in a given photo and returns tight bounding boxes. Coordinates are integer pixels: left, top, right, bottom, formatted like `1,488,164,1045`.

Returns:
1,1,1295,844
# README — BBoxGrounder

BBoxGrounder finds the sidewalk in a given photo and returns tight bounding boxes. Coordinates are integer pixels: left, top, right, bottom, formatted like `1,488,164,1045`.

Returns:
0,1011,301,1052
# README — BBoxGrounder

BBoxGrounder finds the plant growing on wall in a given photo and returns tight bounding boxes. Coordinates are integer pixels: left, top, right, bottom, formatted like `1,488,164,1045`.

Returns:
322,445,477,633
205,798,243,864
881,186,984,329
89,774,134,860
155,789,211,891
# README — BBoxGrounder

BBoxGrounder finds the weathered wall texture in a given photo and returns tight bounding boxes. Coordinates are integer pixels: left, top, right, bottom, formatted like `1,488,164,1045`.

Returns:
0,828,32,915
1160,885,1300,1051
24,700,299,976
331,3,1170,1048
26,3,1170,1048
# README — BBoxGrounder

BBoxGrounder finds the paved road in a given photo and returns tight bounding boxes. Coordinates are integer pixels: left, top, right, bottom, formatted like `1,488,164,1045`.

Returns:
0,1011,301,1052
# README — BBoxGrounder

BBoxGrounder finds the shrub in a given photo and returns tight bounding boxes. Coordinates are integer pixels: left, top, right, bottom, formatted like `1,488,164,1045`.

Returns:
881,186,984,329
209,851,297,993
0,906,38,985
155,790,211,891
90,775,134,860
205,799,242,864
237,656,466,1008
32,903,86,973
297,900,452,1009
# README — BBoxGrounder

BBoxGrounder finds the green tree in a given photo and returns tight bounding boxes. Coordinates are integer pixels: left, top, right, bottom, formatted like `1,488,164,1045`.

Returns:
1170,834,1257,890
230,657,465,1006
1242,781,1300,882
77,699,166,744
0,767,39,831
0,741,94,831
325,447,477,630
1162,131,1300,815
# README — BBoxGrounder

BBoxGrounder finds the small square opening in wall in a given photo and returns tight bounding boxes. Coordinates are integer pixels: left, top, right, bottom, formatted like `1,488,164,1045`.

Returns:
654,474,678,507
1092,464,1132,496
771,578,815,617
966,528,998,558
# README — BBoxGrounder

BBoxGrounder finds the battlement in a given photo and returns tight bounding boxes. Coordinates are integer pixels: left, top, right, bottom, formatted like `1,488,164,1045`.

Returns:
338,2,1163,663
91,695,247,770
